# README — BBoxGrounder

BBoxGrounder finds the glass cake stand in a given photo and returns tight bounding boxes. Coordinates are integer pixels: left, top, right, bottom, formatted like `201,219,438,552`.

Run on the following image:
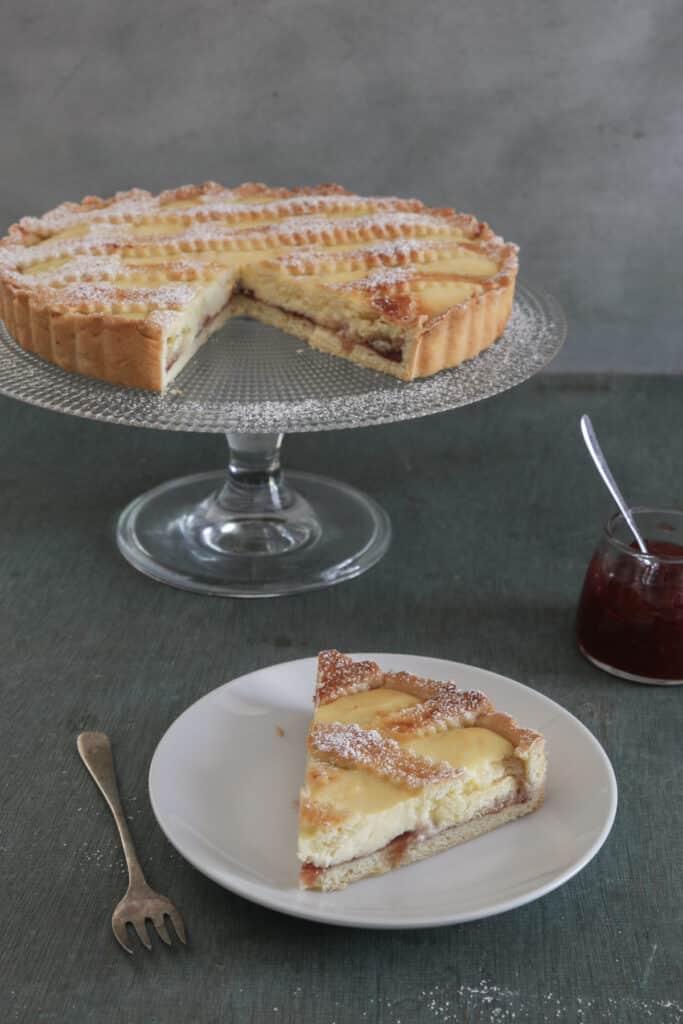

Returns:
0,282,565,597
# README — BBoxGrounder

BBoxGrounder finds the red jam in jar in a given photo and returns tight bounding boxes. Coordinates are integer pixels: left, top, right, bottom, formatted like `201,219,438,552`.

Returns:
576,508,683,683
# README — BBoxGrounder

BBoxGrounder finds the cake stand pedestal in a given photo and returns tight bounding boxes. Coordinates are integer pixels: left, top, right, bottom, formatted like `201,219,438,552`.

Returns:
0,283,565,597
116,435,390,596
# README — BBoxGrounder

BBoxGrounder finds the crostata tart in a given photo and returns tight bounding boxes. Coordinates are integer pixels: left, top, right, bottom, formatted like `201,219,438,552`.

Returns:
298,651,546,891
0,182,518,391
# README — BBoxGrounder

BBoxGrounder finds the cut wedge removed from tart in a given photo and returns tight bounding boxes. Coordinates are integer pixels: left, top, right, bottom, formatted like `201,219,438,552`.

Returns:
0,182,518,391
298,651,546,891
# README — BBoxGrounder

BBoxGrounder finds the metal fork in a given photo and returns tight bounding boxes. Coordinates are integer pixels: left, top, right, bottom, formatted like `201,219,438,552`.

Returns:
77,731,187,955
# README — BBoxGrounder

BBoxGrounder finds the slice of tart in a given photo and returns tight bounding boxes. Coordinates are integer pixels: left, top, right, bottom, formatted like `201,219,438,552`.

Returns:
0,182,518,390
298,651,546,891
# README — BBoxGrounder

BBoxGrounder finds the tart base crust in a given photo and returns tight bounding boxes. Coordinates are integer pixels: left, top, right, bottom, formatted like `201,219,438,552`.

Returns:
300,784,544,892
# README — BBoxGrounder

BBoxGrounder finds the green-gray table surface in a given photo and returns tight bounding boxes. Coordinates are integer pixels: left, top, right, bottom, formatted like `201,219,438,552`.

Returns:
1,375,681,1024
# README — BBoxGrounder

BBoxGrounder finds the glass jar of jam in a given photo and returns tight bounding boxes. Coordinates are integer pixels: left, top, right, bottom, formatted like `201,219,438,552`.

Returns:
576,508,683,684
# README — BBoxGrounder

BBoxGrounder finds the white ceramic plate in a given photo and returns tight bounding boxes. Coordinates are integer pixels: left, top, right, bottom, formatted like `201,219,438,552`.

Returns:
149,654,617,929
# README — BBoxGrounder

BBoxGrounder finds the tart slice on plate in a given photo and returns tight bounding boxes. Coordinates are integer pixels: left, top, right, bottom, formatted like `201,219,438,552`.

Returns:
298,650,546,891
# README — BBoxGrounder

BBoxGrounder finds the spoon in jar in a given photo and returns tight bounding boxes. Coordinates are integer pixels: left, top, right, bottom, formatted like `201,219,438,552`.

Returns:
580,414,649,555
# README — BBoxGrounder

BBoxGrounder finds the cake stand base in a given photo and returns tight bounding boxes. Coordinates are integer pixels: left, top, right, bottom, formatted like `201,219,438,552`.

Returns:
116,433,391,597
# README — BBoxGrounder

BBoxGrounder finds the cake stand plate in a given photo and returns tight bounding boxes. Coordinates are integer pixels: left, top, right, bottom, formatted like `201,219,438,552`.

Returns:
0,283,565,597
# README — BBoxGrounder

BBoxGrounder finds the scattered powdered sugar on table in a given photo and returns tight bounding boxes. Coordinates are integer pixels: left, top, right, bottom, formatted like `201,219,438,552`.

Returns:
262,982,682,1022
411,980,683,1024
284,982,682,1023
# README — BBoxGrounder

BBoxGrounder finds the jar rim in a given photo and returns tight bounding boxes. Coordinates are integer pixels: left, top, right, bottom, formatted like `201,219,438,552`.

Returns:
604,506,683,563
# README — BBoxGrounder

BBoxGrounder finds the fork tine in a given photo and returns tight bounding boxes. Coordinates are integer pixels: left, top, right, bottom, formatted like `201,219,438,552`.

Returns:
152,913,172,946
112,918,133,956
131,917,152,951
168,908,187,945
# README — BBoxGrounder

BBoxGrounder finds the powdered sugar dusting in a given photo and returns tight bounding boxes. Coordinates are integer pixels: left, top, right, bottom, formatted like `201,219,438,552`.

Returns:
316,649,383,706
340,266,417,291
272,210,450,236
381,673,493,732
16,190,424,237
190,192,423,225
2,208,468,273
309,722,459,788
305,237,474,267
58,282,197,311
22,254,212,285
14,188,157,236
26,255,128,282
414,980,683,1023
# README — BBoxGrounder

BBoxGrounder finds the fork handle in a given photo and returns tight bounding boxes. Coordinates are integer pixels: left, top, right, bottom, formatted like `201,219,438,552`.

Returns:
77,731,147,890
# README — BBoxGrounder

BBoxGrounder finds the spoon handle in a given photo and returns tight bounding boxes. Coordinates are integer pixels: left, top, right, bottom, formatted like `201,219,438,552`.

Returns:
580,414,648,555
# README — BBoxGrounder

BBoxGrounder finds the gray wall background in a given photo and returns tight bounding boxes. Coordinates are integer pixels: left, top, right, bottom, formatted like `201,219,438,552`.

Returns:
2,0,682,372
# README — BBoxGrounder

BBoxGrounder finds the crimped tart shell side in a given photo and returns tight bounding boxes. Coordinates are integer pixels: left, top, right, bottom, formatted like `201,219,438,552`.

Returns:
406,271,517,379
0,275,164,390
